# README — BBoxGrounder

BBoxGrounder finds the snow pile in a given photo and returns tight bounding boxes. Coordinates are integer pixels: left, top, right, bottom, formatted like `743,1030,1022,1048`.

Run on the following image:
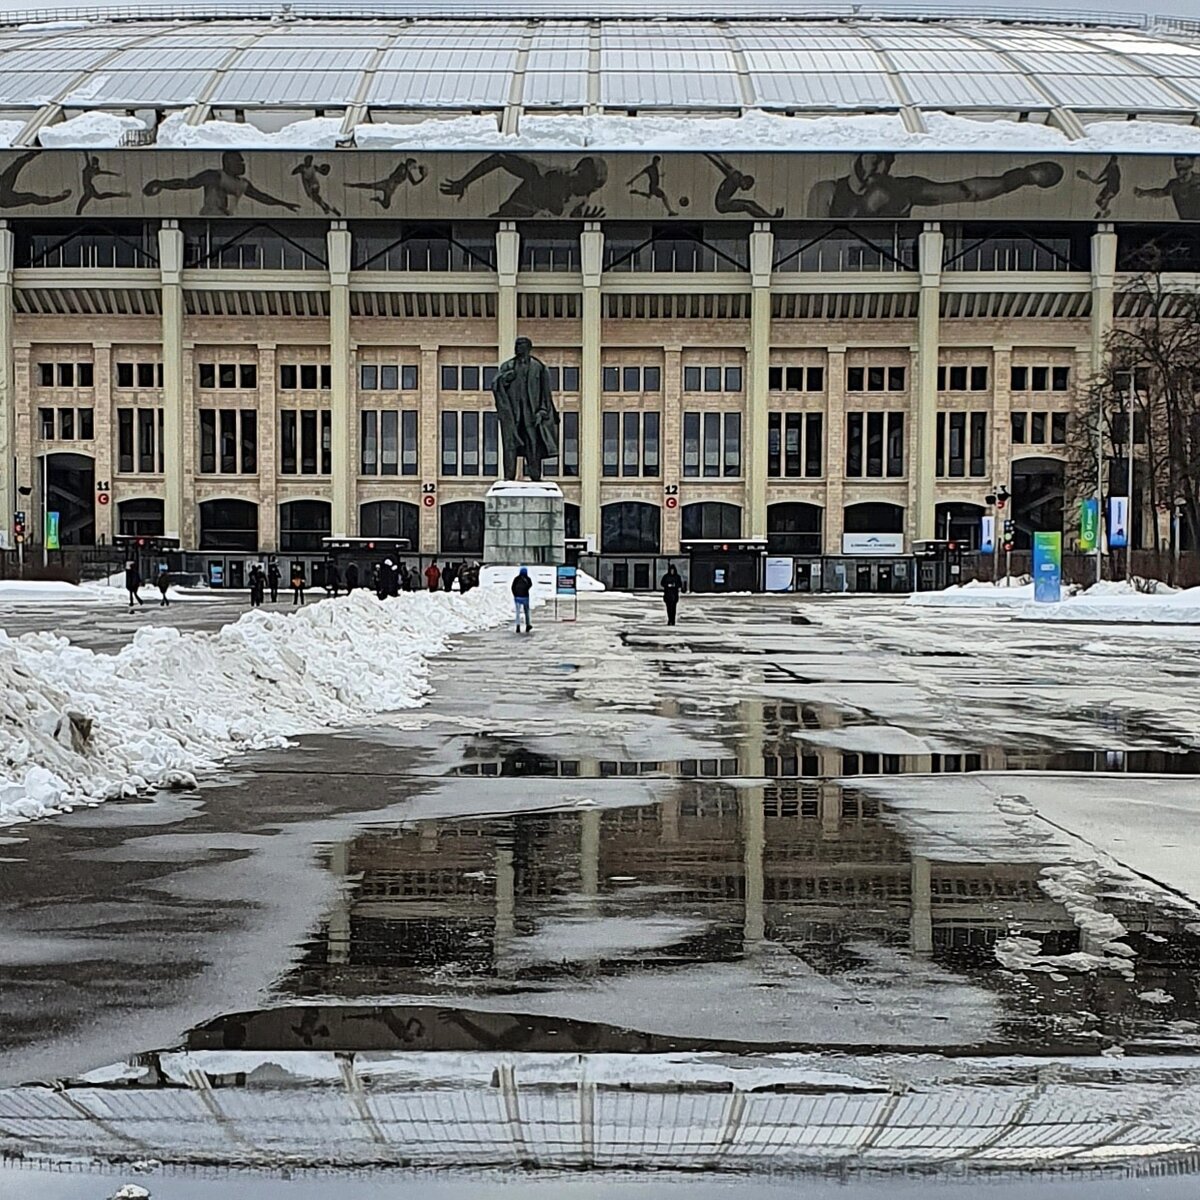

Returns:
0,579,125,606
1083,578,1178,596
38,111,146,148
0,119,26,149
0,586,517,825
1016,585,1200,624
909,581,1035,609
155,112,343,150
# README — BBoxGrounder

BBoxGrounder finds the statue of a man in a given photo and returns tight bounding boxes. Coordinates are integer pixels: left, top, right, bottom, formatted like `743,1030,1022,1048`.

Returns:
491,336,559,481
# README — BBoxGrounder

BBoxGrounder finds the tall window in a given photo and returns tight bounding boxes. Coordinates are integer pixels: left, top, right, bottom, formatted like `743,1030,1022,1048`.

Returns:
682,412,741,477
441,411,499,477
279,409,330,474
602,412,660,477
199,409,256,474
936,412,988,477
117,408,165,474
846,412,904,477
768,412,823,477
360,410,418,475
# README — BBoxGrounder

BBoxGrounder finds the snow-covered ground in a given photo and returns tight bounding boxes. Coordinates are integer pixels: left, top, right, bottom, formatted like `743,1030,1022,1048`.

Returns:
911,577,1200,623
0,585,522,826
0,579,126,606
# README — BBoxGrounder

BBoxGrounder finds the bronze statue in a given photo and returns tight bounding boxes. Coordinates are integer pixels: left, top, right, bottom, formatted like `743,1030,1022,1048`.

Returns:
492,336,559,481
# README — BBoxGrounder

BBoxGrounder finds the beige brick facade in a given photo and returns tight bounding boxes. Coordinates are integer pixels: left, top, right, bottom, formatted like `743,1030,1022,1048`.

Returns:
0,222,1107,560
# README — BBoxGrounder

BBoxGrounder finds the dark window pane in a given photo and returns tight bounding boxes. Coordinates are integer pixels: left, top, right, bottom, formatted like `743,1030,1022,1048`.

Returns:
219,409,237,473
402,365,419,390
603,366,619,391
807,366,824,391
867,366,885,391
137,409,154,472
279,410,296,473
642,366,660,391
461,365,480,391
846,413,863,476
866,411,884,476
683,366,701,391
1031,366,1048,391
971,365,988,391
1011,366,1028,391
361,409,378,475
623,366,641,392
118,363,135,388
38,363,53,387
683,411,700,477
218,363,236,388
703,411,721,476
482,410,498,476
360,365,378,389
936,412,946,476
461,410,479,475
239,364,257,389
320,364,331,390
1031,412,1047,444
724,412,741,476
441,365,459,390
200,409,217,473
380,410,399,475
1052,366,1070,391
375,364,396,391
39,407,54,439
805,412,823,476
321,410,331,473
784,412,801,477
562,367,580,391
200,363,216,389
402,410,419,474
241,409,257,473
118,409,134,472
768,411,781,477
562,411,579,477
725,366,742,392
441,410,458,475
948,411,965,477
602,411,619,477
643,411,660,476
949,365,967,391
57,363,74,387
58,407,74,439
76,363,93,387
970,411,987,476
1011,412,1027,443
622,411,639,476
78,408,94,440
888,366,906,391
847,367,864,392
1051,412,1068,444
769,367,783,390
887,413,905,477
704,366,722,392
300,364,318,390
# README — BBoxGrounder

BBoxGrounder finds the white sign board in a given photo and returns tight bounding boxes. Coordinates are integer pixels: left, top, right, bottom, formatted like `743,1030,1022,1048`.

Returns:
765,556,794,592
842,533,904,556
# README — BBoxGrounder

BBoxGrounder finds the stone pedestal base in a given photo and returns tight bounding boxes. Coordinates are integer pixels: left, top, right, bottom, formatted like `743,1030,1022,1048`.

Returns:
484,480,565,566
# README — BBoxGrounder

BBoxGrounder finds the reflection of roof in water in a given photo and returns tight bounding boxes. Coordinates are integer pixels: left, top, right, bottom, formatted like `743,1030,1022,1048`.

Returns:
1,5,1200,138
8,1048,1200,1176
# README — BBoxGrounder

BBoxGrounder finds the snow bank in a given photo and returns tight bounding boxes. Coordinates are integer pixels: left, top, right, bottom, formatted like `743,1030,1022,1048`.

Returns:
1016,585,1200,624
0,579,125,606
38,111,146,148
77,108,1200,154
909,581,1035,609
0,586,517,826
0,120,26,149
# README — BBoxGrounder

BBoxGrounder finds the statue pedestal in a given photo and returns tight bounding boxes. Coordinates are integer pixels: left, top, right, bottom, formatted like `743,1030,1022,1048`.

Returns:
483,480,565,566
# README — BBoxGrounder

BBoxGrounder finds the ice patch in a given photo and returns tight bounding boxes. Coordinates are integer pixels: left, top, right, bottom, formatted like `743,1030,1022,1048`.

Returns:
1139,990,1174,1005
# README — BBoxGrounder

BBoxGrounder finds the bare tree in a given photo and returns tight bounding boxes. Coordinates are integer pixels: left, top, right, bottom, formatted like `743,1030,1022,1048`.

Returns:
1066,249,1200,580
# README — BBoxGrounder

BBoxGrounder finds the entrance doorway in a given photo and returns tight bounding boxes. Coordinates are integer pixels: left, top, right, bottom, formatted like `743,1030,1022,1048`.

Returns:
45,452,95,545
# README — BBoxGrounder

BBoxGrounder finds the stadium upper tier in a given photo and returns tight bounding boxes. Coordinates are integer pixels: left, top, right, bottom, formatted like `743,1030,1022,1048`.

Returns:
0,4,1198,146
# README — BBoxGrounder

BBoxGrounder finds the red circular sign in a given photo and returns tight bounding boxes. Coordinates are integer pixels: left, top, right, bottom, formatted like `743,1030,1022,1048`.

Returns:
665,495,678,509
423,494,435,508
97,493,110,505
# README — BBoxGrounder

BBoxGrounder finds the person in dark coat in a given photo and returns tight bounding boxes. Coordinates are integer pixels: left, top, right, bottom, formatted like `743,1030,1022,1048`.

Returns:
345,562,359,591
398,561,411,592
511,566,533,634
267,559,281,603
408,564,422,592
124,561,143,608
376,561,390,600
443,562,458,592
249,565,265,608
291,565,306,606
661,563,683,626
156,569,170,607
327,562,341,598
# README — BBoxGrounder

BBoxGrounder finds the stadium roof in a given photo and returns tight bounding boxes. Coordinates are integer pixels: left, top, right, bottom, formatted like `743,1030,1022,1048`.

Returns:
2,5,1200,149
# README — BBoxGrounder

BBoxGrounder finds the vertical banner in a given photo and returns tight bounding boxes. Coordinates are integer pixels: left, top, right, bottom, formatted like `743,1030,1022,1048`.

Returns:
1032,532,1062,603
1107,496,1129,549
980,515,995,554
1079,498,1099,551
45,511,60,550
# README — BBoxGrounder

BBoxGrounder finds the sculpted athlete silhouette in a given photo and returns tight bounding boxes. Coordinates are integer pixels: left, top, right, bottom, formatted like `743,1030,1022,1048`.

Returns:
0,151,71,209
144,150,299,216
441,154,607,218
76,153,128,215
346,157,427,209
292,154,340,216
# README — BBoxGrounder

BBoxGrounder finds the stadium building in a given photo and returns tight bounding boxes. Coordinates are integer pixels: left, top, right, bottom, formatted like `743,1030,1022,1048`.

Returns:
1,1,1199,590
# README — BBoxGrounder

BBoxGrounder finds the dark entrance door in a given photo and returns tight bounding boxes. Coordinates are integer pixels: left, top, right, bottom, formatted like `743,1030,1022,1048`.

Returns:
46,453,95,545
855,562,873,591
689,550,760,593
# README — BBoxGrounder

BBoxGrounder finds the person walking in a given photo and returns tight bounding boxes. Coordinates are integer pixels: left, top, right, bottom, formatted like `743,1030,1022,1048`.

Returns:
249,565,265,608
511,566,533,634
443,562,457,592
409,564,422,593
156,568,170,607
267,558,281,603
661,562,683,626
124,560,144,609
425,559,441,592
291,564,306,606
345,562,359,592
327,562,341,598
398,560,411,591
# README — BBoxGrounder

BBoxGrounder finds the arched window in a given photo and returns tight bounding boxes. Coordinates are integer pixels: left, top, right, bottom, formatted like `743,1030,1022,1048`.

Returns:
767,503,822,555
280,500,331,552
118,497,164,538
199,499,258,551
681,502,741,541
440,501,485,555
359,500,420,548
601,502,660,553
843,502,904,534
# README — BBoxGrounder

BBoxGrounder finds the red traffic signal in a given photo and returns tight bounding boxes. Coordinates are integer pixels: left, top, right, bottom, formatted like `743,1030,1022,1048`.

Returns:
1003,540,1014,552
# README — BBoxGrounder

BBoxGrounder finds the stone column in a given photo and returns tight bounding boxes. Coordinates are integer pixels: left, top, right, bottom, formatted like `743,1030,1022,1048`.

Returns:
1090,225,1117,379
496,222,519,361
158,222,185,542
92,344,114,545
579,223,603,550
746,223,773,540
0,223,13,543
824,347,846,555
328,224,353,538
913,223,944,544
662,345,683,553
419,345,440,554
258,344,279,553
